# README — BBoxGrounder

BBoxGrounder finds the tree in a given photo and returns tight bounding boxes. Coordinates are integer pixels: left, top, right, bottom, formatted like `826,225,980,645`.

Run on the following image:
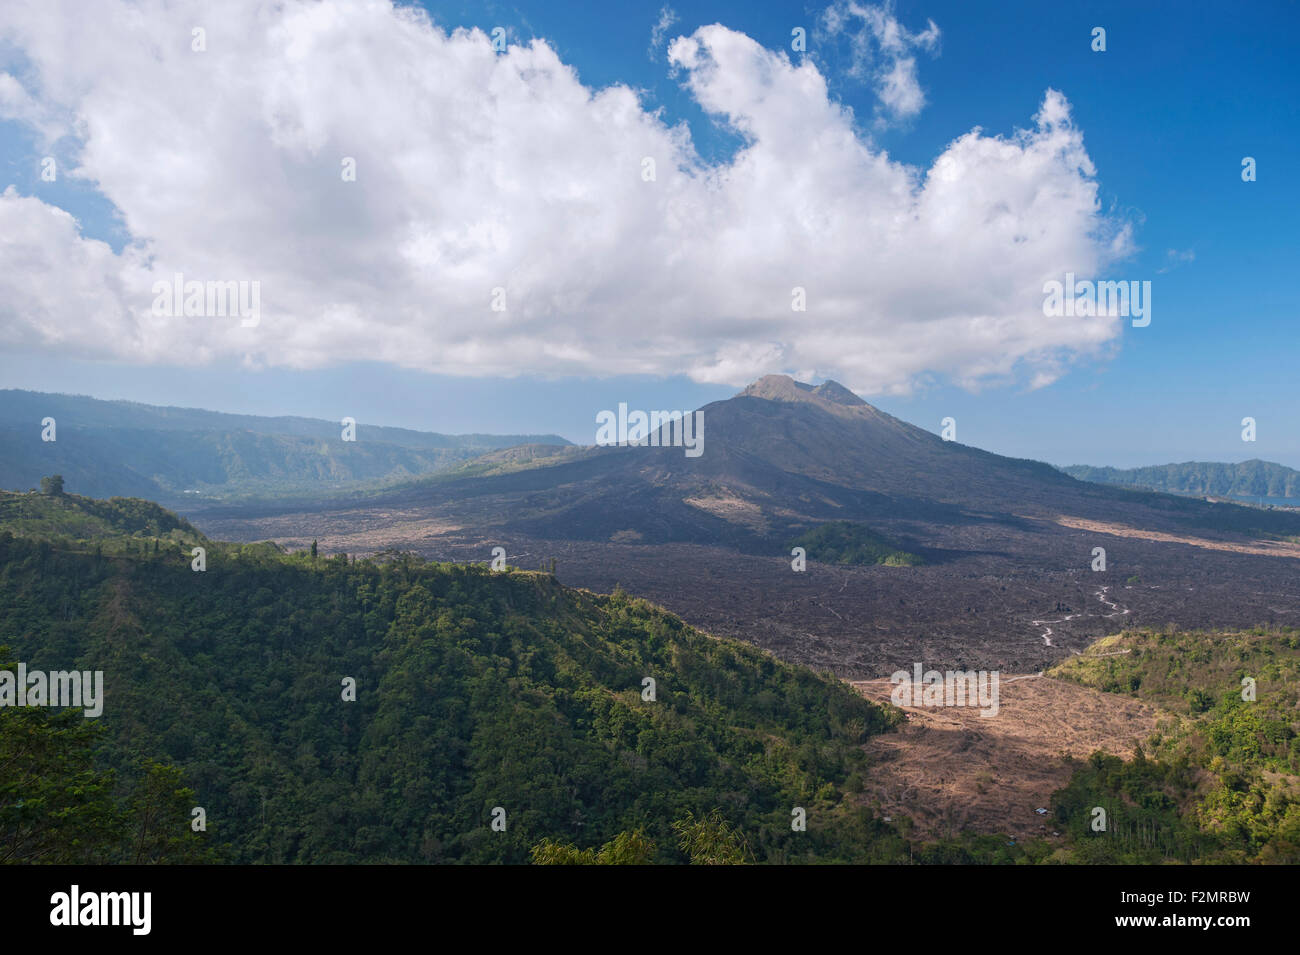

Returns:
596,829,656,864
127,760,216,864
310,539,318,559
531,830,655,865
530,838,597,865
672,809,752,865
0,704,123,863
39,475,65,496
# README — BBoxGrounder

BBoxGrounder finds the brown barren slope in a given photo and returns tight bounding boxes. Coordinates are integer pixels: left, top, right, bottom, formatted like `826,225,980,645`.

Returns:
1055,515,1300,559
850,673,1161,841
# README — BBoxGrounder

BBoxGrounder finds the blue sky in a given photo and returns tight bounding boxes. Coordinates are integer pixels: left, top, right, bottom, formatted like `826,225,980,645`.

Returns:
1,0,1297,467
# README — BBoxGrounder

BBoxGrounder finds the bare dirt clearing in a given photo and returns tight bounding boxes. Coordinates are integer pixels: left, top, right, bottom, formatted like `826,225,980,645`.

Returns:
850,674,1162,841
1056,515,1300,559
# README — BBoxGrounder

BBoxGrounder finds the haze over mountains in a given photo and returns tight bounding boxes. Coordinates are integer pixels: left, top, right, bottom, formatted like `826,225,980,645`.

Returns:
0,389,568,504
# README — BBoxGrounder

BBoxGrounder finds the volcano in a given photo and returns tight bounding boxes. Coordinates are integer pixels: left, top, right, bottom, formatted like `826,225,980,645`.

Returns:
190,376,1300,674
260,373,1282,555
194,374,1300,558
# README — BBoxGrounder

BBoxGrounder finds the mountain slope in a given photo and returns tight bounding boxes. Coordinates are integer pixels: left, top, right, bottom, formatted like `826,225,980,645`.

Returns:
1063,459,1300,502
0,390,569,503
1047,627,1300,863
293,374,1300,549
0,389,567,449
0,498,906,864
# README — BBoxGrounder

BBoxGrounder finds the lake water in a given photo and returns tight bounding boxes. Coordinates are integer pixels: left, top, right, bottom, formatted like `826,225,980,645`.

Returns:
1228,494,1300,508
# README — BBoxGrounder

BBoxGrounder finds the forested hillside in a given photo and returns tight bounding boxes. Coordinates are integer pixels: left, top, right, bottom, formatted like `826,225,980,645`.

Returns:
10,489,1297,863
0,491,908,863
0,486,205,544
1062,459,1300,502
1048,628,1300,862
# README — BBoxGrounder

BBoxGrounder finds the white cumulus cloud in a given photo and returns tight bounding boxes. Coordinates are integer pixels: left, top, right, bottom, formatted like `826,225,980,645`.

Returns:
0,0,1130,395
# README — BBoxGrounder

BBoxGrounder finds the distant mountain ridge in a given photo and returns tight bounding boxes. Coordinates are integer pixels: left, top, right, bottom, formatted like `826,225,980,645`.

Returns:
0,389,569,503
1062,459,1300,501
0,389,567,448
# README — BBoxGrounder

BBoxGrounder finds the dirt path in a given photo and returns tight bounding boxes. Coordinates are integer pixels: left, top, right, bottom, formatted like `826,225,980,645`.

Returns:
1029,585,1130,648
